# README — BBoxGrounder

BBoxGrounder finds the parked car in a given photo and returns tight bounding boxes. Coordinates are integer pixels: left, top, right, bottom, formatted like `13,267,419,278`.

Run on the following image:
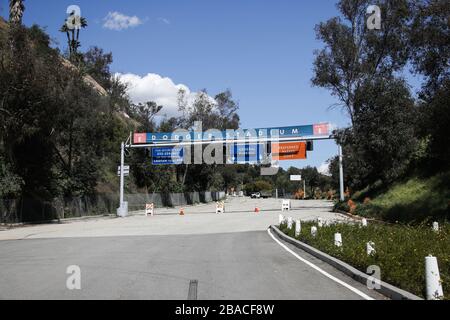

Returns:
250,192,261,199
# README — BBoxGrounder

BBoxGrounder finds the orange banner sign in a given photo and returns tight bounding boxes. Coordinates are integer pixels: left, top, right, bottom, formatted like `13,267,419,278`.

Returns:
272,142,307,160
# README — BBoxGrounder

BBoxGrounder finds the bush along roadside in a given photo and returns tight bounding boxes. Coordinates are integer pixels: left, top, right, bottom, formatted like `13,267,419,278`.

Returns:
279,220,449,300
333,173,450,223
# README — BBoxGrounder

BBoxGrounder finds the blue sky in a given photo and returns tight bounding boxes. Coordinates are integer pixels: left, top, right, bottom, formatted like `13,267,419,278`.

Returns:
0,1,375,171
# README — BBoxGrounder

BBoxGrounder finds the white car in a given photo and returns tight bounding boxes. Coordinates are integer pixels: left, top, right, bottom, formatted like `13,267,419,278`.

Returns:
250,192,261,199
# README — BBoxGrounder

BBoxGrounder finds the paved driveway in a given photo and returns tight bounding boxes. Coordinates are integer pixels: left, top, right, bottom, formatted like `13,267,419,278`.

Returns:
0,198,384,300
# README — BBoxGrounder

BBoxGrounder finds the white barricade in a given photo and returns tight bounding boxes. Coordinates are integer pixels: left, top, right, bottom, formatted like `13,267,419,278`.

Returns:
145,203,154,217
282,200,291,211
216,201,225,214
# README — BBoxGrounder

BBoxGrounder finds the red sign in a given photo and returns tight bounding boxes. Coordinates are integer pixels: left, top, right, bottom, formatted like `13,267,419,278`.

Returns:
134,133,147,144
272,142,307,160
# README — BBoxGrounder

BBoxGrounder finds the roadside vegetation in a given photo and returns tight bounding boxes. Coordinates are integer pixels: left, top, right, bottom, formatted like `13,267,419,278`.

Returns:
318,0,450,224
335,173,450,223
279,220,449,300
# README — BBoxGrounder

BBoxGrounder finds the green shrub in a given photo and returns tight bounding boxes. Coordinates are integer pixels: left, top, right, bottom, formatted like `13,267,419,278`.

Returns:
279,221,449,299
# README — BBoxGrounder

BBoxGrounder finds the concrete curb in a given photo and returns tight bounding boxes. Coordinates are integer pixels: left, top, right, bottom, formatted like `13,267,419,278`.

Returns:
334,209,393,226
270,225,423,300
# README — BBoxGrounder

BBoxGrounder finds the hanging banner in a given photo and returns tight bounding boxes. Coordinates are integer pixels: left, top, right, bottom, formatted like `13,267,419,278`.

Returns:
272,142,307,161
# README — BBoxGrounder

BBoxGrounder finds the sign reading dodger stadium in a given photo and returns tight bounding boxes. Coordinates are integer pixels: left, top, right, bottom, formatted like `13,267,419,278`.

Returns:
133,123,330,144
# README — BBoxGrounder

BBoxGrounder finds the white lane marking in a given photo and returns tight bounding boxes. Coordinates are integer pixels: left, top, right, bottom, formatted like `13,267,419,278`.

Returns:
267,228,374,300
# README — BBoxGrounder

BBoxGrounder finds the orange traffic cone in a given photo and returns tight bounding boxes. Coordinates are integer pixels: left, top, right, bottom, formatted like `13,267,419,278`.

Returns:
179,208,185,216
255,207,260,213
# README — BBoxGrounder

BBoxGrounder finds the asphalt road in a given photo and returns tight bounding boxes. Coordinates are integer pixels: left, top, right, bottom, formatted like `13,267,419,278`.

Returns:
0,198,385,300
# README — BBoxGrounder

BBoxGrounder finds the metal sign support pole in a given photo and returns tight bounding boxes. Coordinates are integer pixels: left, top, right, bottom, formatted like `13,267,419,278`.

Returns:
338,144,345,202
303,180,306,200
120,142,125,207
117,141,125,217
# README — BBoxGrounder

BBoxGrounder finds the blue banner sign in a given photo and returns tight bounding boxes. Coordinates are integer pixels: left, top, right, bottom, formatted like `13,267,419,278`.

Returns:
152,147,184,165
228,144,265,164
134,123,330,144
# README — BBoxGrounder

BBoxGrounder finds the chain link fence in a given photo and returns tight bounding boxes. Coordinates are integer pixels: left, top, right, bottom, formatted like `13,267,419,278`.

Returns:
1,191,226,224
125,191,226,212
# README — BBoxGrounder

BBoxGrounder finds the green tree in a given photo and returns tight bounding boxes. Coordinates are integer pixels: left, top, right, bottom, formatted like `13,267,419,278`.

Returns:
9,0,25,25
60,10,88,62
313,0,417,191
410,0,450,170
312,0,411,125
131,101,163,131
301,166,321,195
333,77,417,190
173,89,240,191
83,47,114,91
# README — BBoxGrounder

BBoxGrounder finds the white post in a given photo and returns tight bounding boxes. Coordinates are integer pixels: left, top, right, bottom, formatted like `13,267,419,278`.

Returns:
334,233,342,247
295,220,301,237
425,255,444,300
367,241,376,256
287,217,293,230
432,222,439,233
317,218,323,228
362,218,368,227
311,226,317,237
338,145,345,202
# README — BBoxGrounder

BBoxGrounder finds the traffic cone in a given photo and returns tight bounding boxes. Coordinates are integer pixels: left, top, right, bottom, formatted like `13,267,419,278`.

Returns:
179,208,185,216
255,207,260,213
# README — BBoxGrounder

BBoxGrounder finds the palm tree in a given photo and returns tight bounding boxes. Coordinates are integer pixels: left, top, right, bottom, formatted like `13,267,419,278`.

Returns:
60,11,87,61
9,0,25,25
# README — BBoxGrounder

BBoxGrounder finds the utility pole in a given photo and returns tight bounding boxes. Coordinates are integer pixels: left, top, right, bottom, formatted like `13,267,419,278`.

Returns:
338,144,345,202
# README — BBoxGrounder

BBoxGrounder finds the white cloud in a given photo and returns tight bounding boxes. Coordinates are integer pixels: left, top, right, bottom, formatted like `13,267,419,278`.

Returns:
103,12,143,31
318,162,331,176
116,73,213,117
158,17,171,25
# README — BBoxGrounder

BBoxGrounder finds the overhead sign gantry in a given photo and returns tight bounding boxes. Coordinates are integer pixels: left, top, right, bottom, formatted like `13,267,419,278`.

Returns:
117,122,345,217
